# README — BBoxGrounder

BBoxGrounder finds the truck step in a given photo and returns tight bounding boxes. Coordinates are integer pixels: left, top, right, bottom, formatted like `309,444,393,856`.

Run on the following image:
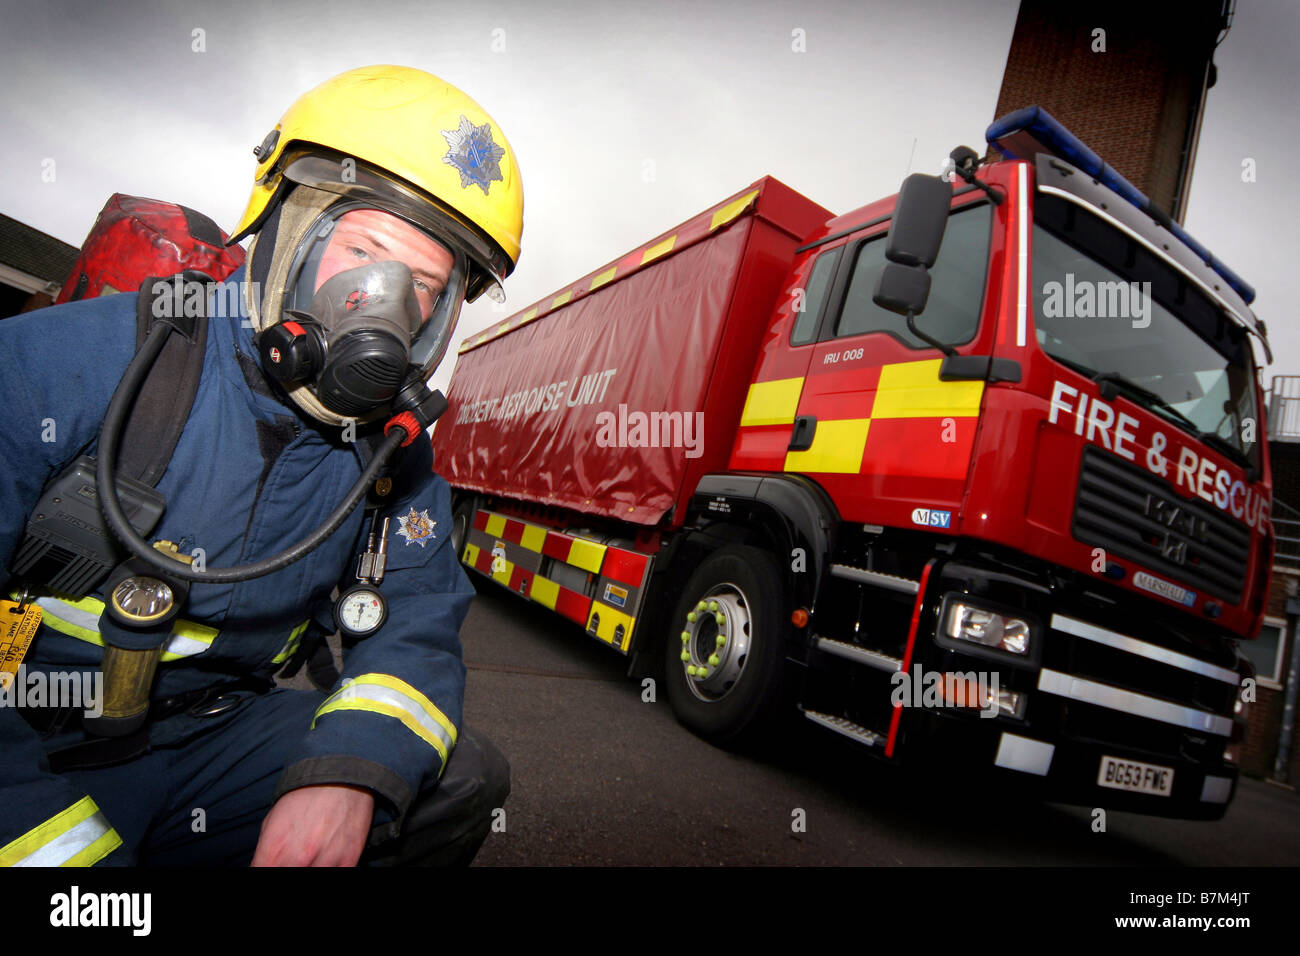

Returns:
802,709,887,748
830,564,919,595
813,636,902,672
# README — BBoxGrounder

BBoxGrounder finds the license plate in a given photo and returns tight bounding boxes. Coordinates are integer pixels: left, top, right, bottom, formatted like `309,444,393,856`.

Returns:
1097,755,1173,796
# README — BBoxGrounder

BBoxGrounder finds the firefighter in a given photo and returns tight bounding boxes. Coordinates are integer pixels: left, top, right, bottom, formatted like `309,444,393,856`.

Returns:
0,65,522,866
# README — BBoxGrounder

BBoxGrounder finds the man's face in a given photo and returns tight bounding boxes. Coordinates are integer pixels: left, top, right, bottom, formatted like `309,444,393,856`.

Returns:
314,208,455,322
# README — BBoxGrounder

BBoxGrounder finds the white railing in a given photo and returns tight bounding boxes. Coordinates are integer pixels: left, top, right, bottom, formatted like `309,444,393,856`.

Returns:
1272,498,1300,571
1268,376,1300,440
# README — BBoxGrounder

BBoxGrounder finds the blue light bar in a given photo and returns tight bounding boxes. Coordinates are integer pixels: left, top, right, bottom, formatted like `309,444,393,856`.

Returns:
986,105,1256,305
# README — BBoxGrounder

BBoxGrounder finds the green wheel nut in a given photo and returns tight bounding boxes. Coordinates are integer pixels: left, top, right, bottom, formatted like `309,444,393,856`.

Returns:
680,651,690,662
696,600,707,611
680,631,690,643
708,654,720,666
716,635,726,647
715,612,725,625
687,665,698,676
708,600,719,611
687,611,697,622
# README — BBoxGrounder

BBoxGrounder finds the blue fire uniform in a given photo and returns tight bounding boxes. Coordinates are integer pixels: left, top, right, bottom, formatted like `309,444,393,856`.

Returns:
0,267,503,866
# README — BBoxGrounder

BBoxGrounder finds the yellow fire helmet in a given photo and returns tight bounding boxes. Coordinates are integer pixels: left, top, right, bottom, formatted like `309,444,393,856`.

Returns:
232,64,521,300
230,65,524,425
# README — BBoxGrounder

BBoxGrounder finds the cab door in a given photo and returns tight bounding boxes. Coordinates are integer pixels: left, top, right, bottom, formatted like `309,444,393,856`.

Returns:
730,238,846,472
782,200,998,530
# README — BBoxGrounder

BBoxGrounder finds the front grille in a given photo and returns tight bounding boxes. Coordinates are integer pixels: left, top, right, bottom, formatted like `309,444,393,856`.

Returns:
1041,611,1240,761
1061,703,1219,765
1073,447,1249,602
1066,633,1238,717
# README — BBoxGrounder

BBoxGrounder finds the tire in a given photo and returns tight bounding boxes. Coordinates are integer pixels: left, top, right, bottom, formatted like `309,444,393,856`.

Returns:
451,497,476,560
663,544,789,747
450,498,492,592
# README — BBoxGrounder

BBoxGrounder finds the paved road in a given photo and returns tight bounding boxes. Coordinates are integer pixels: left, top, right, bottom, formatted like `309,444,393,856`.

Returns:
456,579,1300,866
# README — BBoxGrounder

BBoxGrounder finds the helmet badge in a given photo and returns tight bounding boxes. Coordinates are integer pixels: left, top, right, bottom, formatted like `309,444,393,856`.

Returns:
441,114,506,195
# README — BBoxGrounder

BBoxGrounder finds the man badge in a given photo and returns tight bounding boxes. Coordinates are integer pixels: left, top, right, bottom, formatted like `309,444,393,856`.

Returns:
396,508,437,547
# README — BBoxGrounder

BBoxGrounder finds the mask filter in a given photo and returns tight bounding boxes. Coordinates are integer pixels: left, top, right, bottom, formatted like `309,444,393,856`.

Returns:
259,260,423,416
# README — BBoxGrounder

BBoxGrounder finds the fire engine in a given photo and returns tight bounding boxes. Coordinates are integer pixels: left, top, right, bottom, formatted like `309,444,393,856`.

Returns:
432,107,1269,819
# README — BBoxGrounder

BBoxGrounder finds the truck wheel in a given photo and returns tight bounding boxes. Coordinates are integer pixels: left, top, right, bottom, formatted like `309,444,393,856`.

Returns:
451,498,476,562
664,544,788,746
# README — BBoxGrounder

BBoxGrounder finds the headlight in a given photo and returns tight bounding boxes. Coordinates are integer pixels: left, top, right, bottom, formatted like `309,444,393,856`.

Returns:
944,601,1032,655
1226,678,1251,764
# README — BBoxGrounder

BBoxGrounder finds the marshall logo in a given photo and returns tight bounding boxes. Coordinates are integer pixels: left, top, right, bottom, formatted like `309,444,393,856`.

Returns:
1144,494,1210,565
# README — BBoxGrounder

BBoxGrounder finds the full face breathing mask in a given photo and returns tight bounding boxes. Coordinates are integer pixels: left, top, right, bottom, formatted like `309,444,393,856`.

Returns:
256,200,468,419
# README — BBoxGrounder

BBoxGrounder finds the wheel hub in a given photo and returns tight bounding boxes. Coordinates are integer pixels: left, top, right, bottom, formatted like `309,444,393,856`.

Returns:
678,583,751,701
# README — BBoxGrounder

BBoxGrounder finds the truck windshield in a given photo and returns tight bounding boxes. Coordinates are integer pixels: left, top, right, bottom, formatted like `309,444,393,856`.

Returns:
1031,193,1259,469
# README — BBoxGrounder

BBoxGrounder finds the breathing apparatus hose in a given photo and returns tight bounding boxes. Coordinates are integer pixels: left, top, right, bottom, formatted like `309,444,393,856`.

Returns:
95,320,410,584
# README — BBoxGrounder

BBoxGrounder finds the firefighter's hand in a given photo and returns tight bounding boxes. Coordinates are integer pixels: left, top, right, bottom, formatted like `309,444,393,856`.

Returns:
251,784,375,867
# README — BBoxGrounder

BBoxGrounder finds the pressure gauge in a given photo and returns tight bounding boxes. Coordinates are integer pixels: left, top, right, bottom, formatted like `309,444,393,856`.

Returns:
335,583,388,639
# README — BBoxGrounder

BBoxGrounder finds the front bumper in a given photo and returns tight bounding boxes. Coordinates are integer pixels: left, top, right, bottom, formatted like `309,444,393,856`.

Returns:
901,561,1245,820
913,708,1238,820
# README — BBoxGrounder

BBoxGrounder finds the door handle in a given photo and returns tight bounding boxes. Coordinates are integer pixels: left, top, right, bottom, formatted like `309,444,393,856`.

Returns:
788,415,817,451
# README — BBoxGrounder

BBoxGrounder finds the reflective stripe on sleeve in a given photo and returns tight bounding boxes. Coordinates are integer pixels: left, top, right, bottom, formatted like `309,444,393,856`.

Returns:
0,796,122,867
312,673,458,763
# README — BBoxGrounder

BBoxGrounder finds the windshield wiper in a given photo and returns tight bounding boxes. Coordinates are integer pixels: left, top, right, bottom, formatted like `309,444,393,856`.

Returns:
1048,360,1255,471
1047,352,1098,380
1092,372,1201,433
1092,372,1255,472
1198,430,1253,471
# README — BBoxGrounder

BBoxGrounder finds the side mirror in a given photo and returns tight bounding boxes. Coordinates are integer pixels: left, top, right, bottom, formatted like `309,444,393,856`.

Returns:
872,171,957,356
884,173,952,268
873,261,930,317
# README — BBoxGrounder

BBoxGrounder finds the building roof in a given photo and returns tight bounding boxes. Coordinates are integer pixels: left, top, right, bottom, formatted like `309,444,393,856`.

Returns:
0,212,79,285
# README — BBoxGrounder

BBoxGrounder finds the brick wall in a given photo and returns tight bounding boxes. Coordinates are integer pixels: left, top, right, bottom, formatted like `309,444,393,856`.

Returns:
1243,492,1298,782
1250,444,1300,782
1241,662,1298,783
1265,579,1290,620
993,0,1226,220
1269,442,1300,513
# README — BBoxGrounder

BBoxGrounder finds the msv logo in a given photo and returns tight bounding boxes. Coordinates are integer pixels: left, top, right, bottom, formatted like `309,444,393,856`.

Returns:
911,508,952,529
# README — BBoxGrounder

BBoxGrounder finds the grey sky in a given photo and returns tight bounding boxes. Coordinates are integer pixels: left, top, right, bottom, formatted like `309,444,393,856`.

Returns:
1,0,1296,399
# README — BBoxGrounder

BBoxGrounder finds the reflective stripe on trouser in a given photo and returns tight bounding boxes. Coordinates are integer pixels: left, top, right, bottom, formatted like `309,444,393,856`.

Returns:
271,620,312,665
0,796,122,867
313,673,458,765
